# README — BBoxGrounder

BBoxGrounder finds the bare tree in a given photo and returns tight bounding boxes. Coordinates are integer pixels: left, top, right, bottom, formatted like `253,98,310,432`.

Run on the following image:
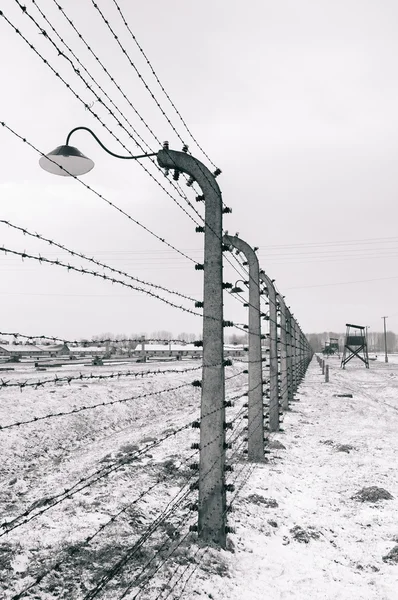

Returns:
150,330,173,341
177,332,199,343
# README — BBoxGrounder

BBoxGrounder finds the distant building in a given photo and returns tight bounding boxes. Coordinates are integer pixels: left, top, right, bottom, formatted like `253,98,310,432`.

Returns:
133,343,247,360
37,343,70,357
136,343,202,359
0,344,46,357
224,344,246,357
69,346,108,357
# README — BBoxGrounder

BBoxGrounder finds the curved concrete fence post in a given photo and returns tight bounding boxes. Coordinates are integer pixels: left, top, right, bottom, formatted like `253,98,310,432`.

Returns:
259,271,279,432
223,234,265,462
277,295,289,411
157,149,226,547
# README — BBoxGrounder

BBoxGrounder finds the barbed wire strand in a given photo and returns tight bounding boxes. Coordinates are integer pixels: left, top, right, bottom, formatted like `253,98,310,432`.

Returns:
11,1,205,228
1,361,245,394
41,0,207,212
0,246,201,316
0,331,196,345
8,387,255,599
110,0,217,168
9,3,243,261
0,363,207,391
2,11,284,311
0,376,248,536
8,384,251,597
0,219,198,304
10,447,200,600
0,417,199,537
92,398,257,599
0,380,198,431
0,121,196,264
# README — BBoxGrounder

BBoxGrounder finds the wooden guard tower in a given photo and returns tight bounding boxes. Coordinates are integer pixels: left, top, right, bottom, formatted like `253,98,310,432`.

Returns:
341,323,369,369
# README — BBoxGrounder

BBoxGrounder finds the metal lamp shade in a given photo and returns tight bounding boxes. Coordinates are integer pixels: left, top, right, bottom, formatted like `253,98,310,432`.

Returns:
39,145,94,176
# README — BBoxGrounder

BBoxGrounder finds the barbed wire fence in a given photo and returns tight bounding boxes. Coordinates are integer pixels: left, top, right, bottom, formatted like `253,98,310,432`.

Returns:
0,3,314,599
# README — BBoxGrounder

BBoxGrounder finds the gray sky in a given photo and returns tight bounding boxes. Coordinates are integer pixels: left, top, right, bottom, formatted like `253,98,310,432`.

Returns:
1,0,398,340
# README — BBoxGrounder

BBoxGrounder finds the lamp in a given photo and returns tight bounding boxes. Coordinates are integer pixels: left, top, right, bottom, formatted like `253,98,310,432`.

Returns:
39,126,157,177
230,279,248,294
39,145,94,177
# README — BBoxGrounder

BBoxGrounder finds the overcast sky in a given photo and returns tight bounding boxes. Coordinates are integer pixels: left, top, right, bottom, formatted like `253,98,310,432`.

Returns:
1,0,398,340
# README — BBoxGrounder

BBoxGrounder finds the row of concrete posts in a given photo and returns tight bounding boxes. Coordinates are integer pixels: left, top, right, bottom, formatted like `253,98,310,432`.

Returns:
155,149,314,550
316,354,330,382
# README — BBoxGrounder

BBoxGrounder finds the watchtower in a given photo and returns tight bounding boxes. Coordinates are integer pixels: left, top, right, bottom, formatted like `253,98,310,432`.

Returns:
329,337,339,354
341,324,369,369
323,337,340,356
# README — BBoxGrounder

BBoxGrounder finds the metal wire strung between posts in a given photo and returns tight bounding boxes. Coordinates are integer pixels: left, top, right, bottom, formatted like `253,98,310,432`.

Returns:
10,447,200,600
0,219,260,320
29,0,152,153
27,0,219,227
6,386,252,598
84,489,195,600
0,121,195,264
0,380,198,431
87,0,227,210
9,478,165,600
110,0,218,168
0,331,196,345
0,330,268,364
0,415,200,537
0,366,246,430
2,118,232,315
117,518,197,600
149,461,256,600
166,464,256,600
38,0,207,215
0,363,207,391
0,246,201,316
0,219,198,304
6,384,249,587
80,409,251,600
3,10,251,300
10,1,204,227
0,243,258,329
81,417,246,600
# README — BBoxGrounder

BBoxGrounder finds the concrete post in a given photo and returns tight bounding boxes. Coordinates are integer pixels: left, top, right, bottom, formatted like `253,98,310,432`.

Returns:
259,271,278,432
285,307,294,404
157,148,226,547
298,325,305,380
278,296,289,411
223,235,264,462
322,359,325,375
325,364,329,382
293,318,300,393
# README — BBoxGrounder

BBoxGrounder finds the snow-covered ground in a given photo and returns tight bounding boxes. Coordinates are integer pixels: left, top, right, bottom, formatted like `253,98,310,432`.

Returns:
375,353,398,364
1,357,398,599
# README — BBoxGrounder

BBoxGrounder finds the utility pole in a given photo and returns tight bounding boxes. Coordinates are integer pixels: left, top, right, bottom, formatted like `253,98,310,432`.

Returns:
223,235,264,462
382,316,388,363
157,148,227,547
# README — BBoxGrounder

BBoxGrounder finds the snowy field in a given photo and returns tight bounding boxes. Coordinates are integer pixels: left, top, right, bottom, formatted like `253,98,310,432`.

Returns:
1,357,398,599
376,353,398,364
